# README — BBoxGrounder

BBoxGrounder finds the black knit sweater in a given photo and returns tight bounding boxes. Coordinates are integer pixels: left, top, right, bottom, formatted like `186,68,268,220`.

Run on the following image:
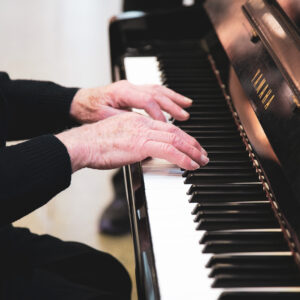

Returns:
0,72,78,226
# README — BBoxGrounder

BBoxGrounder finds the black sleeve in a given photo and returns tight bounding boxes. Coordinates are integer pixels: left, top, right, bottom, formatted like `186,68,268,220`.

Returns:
0,135,72,226
0,72,79,141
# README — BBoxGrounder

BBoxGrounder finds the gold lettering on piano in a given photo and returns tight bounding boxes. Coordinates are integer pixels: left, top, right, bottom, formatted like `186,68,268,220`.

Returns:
253,74,263,88
264,95,274,110
259,83,268,99
251,68,275,110
256,78,266,93
262,89,272,104
251,68,261,82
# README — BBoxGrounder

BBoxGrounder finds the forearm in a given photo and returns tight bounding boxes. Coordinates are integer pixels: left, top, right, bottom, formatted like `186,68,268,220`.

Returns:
0,135,72,226
0,72,79,140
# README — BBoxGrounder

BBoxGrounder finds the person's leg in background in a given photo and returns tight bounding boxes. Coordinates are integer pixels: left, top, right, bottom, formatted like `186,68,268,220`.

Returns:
1,226,131,300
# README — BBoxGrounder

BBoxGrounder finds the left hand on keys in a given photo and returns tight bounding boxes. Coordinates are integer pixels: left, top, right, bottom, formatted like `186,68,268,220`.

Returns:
70,80,193,123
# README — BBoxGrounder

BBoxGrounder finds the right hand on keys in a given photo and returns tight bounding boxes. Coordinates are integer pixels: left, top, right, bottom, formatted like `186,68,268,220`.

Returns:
56,112,209,172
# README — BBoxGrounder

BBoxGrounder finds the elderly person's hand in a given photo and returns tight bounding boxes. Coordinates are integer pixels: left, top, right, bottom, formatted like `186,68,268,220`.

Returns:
70,80,192,123
56,112,209,172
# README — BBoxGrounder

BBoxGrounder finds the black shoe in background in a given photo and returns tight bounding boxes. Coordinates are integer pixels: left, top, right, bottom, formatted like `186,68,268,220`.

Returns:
99,168,131,236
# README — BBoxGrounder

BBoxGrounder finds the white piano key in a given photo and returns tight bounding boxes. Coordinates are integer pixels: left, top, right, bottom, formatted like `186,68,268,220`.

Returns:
123,56,171,121
142,159,219,300
124,56,161,85
142,158,300,300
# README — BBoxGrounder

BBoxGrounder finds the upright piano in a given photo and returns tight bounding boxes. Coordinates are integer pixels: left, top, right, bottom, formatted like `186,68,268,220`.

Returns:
109,0,300,299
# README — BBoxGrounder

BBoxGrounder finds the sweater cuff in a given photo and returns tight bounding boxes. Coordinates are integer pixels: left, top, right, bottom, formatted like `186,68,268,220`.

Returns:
16,135,73,189
0,135,73,225
37,86,79,120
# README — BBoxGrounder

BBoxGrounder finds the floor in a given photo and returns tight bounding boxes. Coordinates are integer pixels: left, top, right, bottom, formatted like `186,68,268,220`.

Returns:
0,1,137,299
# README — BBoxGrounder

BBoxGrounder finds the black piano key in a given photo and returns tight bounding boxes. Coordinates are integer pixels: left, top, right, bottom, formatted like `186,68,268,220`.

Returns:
176,117,235,126
174,93,224,100
160,70,215,78
183,165,251,177
159,56,208,62
188,111,233,117
209,262,297,277
163,78,219,86
198,145,245,151
191,201,270,214
184,129,239,136
200,231,284,244
159,61,211,69
212,273,300,288
185,102,229,109
158,51,206,59
174,93,225,100
184,164,255,178
203,239,288,254
187,183,263,195
218,292,300,300
159,57,209,62
166,84,221,91
161,73,216,81
159,63,212,70
189,190,265,203
179,124,238,131
187,182,262,193
194,209,274,222
196,217,279,231
186,173,258,185
206,254,294,268
186,107,230,114
203,151,251,163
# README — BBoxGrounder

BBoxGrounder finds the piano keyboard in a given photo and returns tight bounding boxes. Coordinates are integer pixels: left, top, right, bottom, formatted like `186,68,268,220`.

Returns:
124,41,300,299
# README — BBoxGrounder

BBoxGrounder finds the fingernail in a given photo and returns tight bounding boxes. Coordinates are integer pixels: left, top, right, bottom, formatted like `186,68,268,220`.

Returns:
182,109,190,118
200,154,209,165
184,97,193,103
191,161,200,170
202,148,208,156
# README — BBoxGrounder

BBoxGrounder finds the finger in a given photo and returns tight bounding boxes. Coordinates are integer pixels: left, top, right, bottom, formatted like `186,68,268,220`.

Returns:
153,93,189,121
142,140,201,170
143,99,167,122
119,88,167,122
140,85,193,108
159,85,193,108
149,120,208,156
146,130,209,166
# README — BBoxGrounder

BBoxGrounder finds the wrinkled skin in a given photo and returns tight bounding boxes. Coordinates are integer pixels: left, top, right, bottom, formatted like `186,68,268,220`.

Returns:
70,80,192,123
57,81,209,172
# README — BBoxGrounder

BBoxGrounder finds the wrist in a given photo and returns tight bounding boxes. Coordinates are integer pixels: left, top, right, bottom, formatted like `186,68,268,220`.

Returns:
56,127,89,172
70,87,107,124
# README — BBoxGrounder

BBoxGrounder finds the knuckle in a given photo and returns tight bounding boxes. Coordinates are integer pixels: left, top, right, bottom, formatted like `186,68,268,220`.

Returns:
170,134,180,148
161,143,174,154
166,123,177,133
191,137,199,147
179,155,190,168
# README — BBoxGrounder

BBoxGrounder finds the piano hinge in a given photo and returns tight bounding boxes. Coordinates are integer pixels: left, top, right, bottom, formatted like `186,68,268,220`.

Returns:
207,53,300,267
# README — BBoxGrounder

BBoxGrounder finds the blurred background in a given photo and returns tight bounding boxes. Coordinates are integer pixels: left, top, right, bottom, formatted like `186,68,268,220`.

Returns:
0,1,137,299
